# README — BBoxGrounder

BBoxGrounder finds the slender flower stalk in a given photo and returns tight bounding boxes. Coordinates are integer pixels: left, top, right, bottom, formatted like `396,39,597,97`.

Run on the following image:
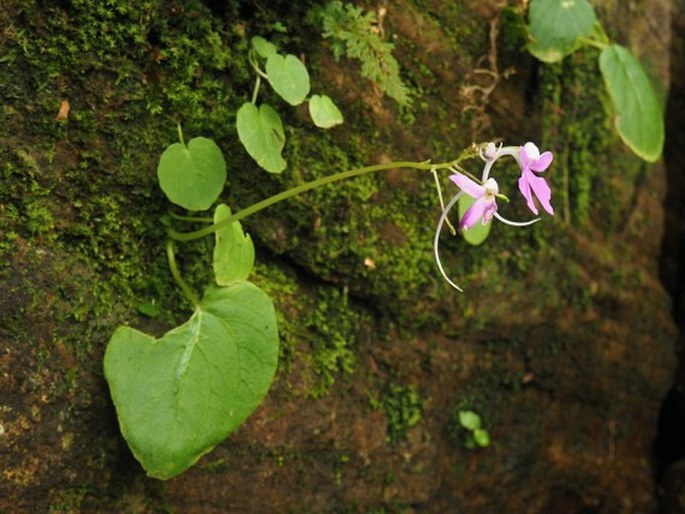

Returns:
169,160,454,242
167,141,553,294
434,191,466,292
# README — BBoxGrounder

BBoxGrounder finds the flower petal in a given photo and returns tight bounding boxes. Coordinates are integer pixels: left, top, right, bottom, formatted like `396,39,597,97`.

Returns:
530,151,553,172
518,171,539,215
482,199,498,224
460,196,487,230
527,172,554,215
519,146,530,169
449,173,485,199
523,142,541,160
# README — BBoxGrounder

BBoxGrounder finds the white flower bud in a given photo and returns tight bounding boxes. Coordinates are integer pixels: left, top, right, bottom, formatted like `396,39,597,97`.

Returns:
483,142,497,160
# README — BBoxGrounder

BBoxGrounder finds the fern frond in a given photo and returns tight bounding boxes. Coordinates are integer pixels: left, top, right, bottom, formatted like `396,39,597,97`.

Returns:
313,1,411,106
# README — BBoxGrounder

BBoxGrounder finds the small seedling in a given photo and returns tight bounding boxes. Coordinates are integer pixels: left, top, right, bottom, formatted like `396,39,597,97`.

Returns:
458,410,491,449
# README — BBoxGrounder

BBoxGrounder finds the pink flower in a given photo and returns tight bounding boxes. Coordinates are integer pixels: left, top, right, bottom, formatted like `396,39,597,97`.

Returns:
449,173,500,230
518,142,554,216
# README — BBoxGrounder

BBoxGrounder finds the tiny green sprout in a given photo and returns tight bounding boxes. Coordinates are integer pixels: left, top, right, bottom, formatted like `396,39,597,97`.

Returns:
458,410,491,449
458,410,482,431
473,428,491,448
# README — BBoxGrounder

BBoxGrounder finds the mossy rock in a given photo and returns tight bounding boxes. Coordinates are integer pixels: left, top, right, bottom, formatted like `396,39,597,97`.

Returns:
0,0,677,512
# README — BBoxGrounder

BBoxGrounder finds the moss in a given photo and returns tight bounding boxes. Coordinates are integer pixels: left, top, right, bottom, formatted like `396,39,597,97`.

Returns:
305,288,359,397
377,382,422,443
253,257,370,397
498,6,528,54
538,48,643,229
296,285,366,397
2,0,659,508
0,2,272,504
407,0,486,59
48,486,91,513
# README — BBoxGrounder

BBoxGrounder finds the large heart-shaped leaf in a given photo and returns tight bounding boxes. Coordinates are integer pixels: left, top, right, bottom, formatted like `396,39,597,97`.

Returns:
599,44,664,163
236,102,287,173
104,283,279,479
213,203,255,285
309,94,344,128
527,0,596,63
157,137,226,211
458,195,492,246
266,53,310,106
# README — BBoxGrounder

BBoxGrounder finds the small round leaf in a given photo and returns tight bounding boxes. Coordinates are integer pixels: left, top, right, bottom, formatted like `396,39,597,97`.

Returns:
157,137,226,211
251,36,277,59
527,0,597,63
599,44,664,162
309,94,344,128
266,53,310,106
458,410,482,431
236,102,287,173
473,428,491,448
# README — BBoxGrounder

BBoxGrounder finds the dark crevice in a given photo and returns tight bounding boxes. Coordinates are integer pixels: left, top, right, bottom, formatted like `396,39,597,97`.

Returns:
654,2,685,510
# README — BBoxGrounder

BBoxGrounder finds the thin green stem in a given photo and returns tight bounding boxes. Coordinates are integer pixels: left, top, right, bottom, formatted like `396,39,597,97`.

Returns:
432,168,456,235
169,160,457,242
168,210,213,223
579,22,610,51
166,241,201,308
248,51,270,80
593,21,611,45
177,123,185,147
450,163,482,184
578,36,607,51
251,75,261,104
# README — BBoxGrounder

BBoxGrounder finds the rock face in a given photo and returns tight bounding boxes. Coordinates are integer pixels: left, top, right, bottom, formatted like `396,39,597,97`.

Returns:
0,0,678,512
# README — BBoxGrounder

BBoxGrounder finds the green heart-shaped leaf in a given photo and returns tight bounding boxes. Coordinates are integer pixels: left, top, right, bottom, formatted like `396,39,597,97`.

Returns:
266,53,310,106
236,102,287,173
213,203,255,285
309,94,344,128
104,283,279,479
157,137,226,211
251,36,277,59
527,0,596,63
599,44,664,162
458,195,492,246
